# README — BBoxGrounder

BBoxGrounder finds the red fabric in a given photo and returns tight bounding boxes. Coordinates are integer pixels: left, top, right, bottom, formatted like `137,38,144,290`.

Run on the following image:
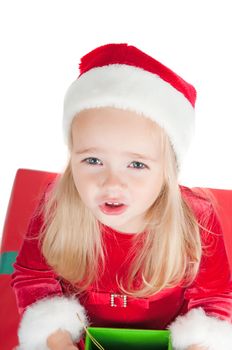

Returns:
11,212,63,317
78,43,196,107
11,185,232,347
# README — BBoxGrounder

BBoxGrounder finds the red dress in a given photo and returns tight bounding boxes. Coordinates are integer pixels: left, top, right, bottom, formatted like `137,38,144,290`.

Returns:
11,186,232,350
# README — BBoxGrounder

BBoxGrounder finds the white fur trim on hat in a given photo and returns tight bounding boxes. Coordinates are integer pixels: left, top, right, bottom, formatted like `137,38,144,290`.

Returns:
169,307,232,350
63,64,195,168
17,296,88,350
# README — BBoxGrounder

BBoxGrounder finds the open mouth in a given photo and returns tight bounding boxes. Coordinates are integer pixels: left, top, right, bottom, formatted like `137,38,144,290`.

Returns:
105,202,124,207
99,202,128,215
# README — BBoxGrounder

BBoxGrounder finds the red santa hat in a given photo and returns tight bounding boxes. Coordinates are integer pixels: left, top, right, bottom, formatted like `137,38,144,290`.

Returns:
63,43,196,168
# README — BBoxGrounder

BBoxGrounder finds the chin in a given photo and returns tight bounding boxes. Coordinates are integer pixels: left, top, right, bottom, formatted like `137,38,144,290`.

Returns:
97,216,128,231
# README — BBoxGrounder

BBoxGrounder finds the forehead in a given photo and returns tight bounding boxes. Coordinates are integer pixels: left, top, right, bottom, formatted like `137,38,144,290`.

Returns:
71,107,163,155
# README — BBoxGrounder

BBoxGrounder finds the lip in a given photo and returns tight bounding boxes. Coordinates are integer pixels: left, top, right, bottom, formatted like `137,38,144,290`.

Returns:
99,203,128,215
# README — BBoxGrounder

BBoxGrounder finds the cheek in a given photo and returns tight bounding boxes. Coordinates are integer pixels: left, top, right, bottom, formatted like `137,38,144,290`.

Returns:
71,167,98,201
134,171,164,200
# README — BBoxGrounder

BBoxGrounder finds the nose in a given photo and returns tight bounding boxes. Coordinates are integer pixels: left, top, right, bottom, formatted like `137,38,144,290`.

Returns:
100,169,126,191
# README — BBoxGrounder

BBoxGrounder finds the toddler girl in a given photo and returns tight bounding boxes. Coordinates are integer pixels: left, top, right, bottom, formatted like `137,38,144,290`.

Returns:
11,43,232,350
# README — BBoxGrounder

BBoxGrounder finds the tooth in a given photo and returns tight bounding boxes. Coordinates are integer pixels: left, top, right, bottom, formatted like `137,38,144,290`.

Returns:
106,202,121,206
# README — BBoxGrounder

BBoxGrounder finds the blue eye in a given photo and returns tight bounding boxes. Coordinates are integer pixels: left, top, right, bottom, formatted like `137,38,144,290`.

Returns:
83,157,102,165
130,161,147,169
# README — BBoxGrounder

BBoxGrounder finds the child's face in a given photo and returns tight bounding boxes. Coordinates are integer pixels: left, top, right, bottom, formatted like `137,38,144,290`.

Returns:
70,107,164,234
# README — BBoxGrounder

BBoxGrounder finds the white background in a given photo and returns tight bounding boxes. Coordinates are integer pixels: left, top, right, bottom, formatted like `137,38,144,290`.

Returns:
1,0,232,241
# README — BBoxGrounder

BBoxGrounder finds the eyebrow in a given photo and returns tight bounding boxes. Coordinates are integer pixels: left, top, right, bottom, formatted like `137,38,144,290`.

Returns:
74,147,156,161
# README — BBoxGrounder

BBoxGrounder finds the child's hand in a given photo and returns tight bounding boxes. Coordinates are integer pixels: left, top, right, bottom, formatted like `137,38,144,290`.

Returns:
187,345,208,350
47,329,79,350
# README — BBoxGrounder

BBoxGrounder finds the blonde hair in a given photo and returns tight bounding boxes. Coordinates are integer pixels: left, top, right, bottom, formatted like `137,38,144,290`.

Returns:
39,120,202,297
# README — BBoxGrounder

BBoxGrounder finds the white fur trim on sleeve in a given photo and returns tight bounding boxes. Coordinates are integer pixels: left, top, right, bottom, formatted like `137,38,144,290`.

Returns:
168,307,232,350
18,295,89,350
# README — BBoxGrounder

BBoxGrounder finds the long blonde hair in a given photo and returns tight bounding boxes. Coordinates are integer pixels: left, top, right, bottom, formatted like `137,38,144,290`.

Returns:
39,124,202,297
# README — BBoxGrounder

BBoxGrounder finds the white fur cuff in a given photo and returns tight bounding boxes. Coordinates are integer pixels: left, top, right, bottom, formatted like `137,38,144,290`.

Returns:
169,307,232,350
18,296,88,350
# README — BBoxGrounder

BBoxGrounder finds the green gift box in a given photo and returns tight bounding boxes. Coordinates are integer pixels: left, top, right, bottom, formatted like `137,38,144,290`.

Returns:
85,327,173,350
